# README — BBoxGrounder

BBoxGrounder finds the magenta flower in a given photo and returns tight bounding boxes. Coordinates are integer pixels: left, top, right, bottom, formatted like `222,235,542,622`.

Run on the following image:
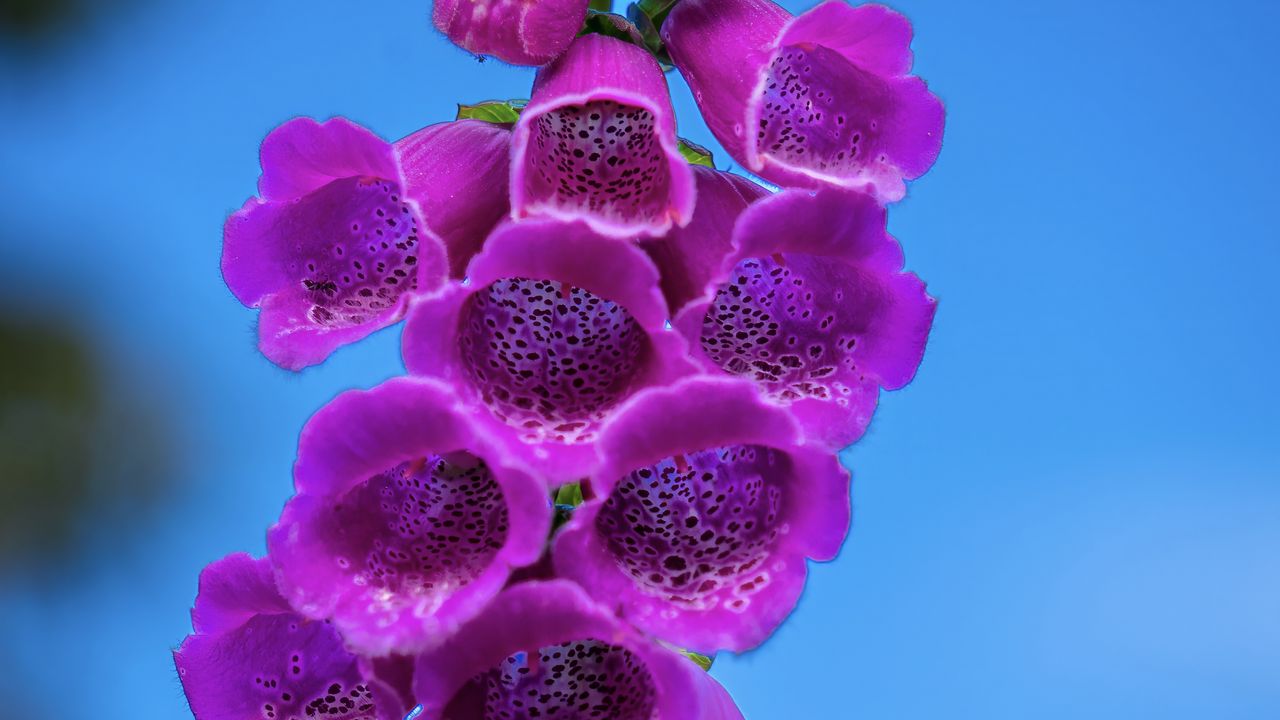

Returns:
663,0,945,201
511,33,696,238
671,186,934,449
640,165,770,317
174,553,411,720
396,119,512,279
553,376,851,653
222,117,450,370
413,580,744,720
267,377,552,656
402,217,694,483
432,0,590,66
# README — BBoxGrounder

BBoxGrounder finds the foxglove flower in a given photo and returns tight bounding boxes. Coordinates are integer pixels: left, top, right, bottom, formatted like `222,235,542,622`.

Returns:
640,165,770,316
433,0,590,66
511,33,695,238
402,218,694,482
553,376,851,652
223,118,449,370
673,186,935,449
268,377,551,655
174,553,410,720
396,119,512,278
413,580,744,720
663,0,945,201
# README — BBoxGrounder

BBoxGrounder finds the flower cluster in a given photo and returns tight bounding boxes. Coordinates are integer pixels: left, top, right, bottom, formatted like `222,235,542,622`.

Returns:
178,1,942,718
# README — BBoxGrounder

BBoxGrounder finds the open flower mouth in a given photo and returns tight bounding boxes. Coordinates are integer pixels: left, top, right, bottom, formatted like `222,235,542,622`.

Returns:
305,453,509,620
459,277,650,445
755,44,892,179
522,99,674,228
597,444,788,611
700,254,869,406
446,640,659,720
293,176,421,329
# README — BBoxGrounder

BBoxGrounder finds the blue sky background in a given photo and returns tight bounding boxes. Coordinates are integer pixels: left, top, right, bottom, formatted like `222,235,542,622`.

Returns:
1,0,1277,717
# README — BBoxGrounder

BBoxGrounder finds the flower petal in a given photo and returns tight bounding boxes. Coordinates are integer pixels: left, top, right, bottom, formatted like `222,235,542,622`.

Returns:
553,376,851,652
396,120,512,278
257,117,401,202
674,187,935,448
432,0,590,66
640,166,769,316
189,552,293,636
270,377,551,655
402,218,695,483
412,580,742,720
511,33,695,238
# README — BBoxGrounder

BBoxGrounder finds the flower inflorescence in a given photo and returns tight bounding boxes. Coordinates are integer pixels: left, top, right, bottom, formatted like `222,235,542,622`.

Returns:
177,1,944,718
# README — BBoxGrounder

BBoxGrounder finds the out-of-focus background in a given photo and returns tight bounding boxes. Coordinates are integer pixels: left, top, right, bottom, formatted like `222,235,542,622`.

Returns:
1,0,1276,717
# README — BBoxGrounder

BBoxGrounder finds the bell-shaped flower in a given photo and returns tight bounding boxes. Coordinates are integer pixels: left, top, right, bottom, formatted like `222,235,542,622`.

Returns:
396,119,512,278
402,218,695,483
413,579,744,720
432,0,590,66
511,33,695,238
673,187,935,449
222,117,449,370
662,0,944,201
173,553,412,720
553,376,851,653
267,378,551,656
640,165,769,317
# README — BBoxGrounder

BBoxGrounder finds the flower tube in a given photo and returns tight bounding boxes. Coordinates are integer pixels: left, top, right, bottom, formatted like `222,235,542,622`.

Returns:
663,0,944,201
222,117,449,370
510,33,695,238
402,218,694,482
268,378,551,655
674,186,935,449
173,553,411,720
413,580,744,720
433,0,590,66
553,376,851,652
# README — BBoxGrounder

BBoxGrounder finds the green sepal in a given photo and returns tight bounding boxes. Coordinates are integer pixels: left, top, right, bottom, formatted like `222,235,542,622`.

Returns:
677,137,715,168
455,98,528,125
678,649,715,671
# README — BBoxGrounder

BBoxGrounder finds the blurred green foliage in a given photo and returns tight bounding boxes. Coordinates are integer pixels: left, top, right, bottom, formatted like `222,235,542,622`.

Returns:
0,318,175,575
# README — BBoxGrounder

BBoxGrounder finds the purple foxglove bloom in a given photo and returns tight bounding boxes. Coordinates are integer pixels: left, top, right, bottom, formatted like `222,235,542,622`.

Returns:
267,377,551,656
553,376,851,653
223,117,450,370
673,186,935,449
174,553,408,720
663,0,945,202
433,0,590,66
401,218,695,483
396,119,512,278
640,165,770,316
510,33,696,238
413,579,744,720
